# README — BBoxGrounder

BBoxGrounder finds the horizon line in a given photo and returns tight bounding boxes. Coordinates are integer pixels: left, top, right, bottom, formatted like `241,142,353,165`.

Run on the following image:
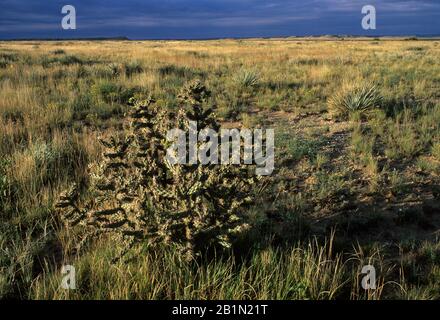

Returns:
1,33,440,42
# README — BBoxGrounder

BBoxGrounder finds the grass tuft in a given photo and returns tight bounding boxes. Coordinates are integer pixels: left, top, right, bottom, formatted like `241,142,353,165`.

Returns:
328,83,383,119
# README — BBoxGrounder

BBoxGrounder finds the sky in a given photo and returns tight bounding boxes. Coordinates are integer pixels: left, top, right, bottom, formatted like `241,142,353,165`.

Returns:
0,0,439,39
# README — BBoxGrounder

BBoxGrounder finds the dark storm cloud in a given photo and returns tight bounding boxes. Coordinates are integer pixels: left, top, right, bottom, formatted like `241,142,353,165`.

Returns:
0,0,439,39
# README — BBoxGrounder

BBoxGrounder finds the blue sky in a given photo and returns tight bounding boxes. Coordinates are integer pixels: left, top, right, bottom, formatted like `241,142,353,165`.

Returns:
0,0,439,39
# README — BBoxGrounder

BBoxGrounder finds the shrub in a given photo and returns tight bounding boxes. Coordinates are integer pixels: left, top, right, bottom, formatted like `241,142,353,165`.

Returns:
71,94,92,119
432,142,440,160
159,65,193,78
90,65,115,79
29,70,48,84
56,80,259,261
0,53,17,68
407,47,426,52
52,68,68,80
92,82,118,103
388,169,407,194
384,115,421,160
51,49,66,55
58,55,82,65
234,69,260,89
93,103,125,120
107,63,122,78
0,53,18,62
91,82,140,104
216,90,248,120
75,65,89,78
29,140,81,185
40,56,52,68
124,61,143,77
327,83,383,119
416,157,439,174
296,58,320,65
312,171,346,201
350,124,376,167
44,103,73,128
2,109,24,123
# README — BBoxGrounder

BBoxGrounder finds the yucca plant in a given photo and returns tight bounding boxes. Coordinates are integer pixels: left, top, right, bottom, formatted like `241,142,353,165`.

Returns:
327,83,383,119
235,69,260,89
56,80,259,261
432,142,440,160
107,63,122,77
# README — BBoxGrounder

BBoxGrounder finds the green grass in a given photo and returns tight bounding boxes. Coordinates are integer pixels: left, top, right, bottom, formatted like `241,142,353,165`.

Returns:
29,236,385,300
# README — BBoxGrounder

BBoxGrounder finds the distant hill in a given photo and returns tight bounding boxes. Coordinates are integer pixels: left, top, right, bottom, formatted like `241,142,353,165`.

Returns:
0,36,129,41
1,34,440,41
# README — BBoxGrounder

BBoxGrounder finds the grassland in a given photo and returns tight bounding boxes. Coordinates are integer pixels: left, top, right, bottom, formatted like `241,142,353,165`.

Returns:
1,38,440,299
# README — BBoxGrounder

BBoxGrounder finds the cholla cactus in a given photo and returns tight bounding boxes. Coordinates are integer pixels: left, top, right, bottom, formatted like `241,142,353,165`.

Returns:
56,80,258,260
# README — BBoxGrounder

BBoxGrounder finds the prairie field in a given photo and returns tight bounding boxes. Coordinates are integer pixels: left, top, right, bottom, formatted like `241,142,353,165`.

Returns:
1,38,440,299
